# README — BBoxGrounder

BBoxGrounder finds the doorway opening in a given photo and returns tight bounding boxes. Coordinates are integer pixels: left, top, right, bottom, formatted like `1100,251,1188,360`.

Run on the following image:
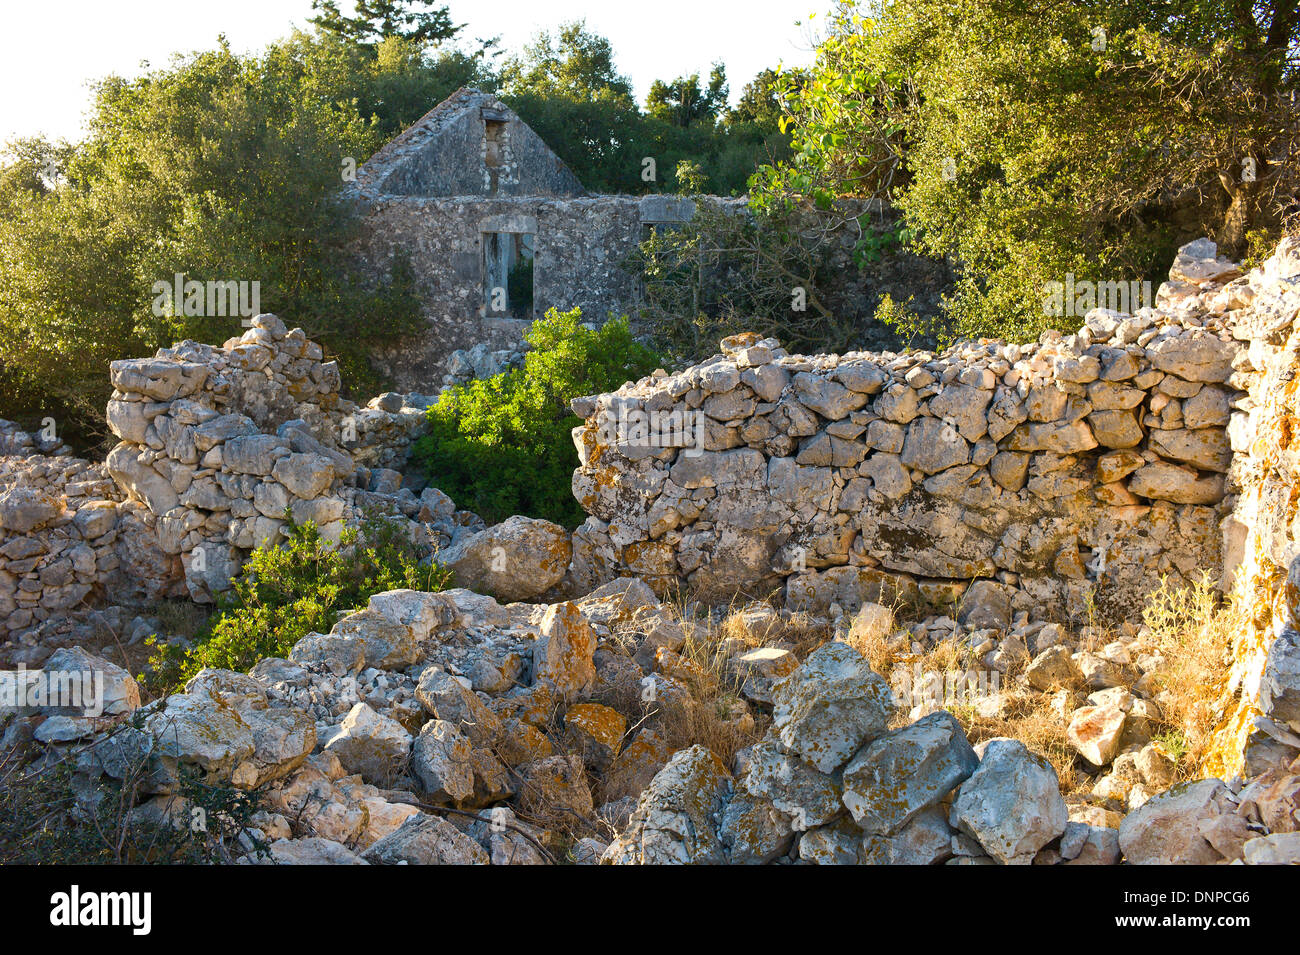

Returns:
483,231,535,319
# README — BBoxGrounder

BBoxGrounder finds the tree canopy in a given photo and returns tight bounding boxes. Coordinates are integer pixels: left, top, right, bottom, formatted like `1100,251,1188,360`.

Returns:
761,0,1300,342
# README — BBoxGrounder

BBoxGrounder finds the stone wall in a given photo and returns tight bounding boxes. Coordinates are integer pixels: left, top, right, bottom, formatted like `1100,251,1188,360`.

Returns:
98,314,476,604
354,194,663,390
1202,236,1300,779
0,316,477,639
353,192,950,393
568,238,1260,626
0,430,177,639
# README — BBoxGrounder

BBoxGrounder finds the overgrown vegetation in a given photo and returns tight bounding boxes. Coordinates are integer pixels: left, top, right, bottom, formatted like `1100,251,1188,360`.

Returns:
0,4,789,450
144,514,448,695
759,0,1300,343
632,200,876,362
499,23,794,196
0,29,473,450
0,721,267,864
410,308,661,527
1141,572,1237,777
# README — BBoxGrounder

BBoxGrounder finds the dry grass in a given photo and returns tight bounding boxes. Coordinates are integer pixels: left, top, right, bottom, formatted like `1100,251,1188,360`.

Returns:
1141,572,1249,779
960,689,1088,793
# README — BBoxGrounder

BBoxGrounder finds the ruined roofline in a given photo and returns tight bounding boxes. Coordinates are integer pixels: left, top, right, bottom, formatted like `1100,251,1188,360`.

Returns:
351,86,589,201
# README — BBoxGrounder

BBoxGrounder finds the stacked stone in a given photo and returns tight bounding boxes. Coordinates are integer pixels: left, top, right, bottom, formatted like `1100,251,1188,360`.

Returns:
0,450,176,638
350,391,435,471
570,239,1257,623
102,314,472,603
0,419,72,457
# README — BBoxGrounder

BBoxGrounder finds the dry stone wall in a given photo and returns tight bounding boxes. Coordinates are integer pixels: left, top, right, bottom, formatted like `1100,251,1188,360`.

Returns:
0,319,453,639
0,433,174,639
93,314,476,605
569,238,1260,625
1202,236,1300,779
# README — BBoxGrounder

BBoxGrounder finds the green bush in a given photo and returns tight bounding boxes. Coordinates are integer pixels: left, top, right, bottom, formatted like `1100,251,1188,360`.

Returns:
411,308,662,527
145,514,448,694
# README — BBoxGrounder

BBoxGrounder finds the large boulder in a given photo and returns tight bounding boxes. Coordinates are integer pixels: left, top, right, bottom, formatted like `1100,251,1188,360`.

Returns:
42,646,140,717
1067,705,1127,767
861,805,954,865
259,837,369,865
949,738,1067,864
1118,778,1236,864
439,516,571,602
771,642,894,773
362,813,488,865
322,703,412,786
0,486,63,533
1261,629,1300,731
531,601,596,699
409,719,475,804
145,693,255,781
602,745,732,865
330,609,420,670
842,711,979,835
738,738,843,829
1147,330,1237,382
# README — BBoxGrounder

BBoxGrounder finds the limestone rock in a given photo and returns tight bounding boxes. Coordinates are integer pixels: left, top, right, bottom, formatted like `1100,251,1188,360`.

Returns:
949,738,1067,864
842,711,979,834
323,703,412,786
532,601,596,699
1118,778,1235,864
362,813,489,865
440,516,570,601
771,642,894,773
1067,705,1127,767
603,745,732,865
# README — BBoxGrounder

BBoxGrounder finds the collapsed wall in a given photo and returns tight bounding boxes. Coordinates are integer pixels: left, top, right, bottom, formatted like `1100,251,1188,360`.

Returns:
0,314,482,640
0,436,174,638
569,239,1273,628
100,313,485,603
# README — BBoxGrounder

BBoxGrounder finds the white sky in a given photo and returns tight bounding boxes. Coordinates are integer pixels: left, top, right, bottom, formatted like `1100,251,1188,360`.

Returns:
0,0,823,144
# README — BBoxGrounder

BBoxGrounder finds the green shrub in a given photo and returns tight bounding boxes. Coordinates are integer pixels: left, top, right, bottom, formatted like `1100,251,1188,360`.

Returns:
145,513,448,694
410,308,662,527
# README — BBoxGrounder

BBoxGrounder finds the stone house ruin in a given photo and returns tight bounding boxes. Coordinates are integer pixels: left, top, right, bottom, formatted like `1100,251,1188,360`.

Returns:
349,88,702,391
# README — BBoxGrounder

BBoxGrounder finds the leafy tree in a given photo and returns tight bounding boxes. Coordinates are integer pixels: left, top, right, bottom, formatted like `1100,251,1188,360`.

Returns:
647,64,729,128
309,0,461,49
0,33,430,447
766,0,1300,341
410,309,661,526
727,68,804,129
632,200,870,362
499,21,634,103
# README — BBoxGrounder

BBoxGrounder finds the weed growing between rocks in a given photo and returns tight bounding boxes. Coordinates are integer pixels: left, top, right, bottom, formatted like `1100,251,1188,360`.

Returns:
0,720,267,864
1142,572,1240,777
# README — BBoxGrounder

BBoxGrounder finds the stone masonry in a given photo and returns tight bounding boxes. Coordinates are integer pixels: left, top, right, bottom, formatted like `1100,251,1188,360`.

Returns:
569,238,1261,625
